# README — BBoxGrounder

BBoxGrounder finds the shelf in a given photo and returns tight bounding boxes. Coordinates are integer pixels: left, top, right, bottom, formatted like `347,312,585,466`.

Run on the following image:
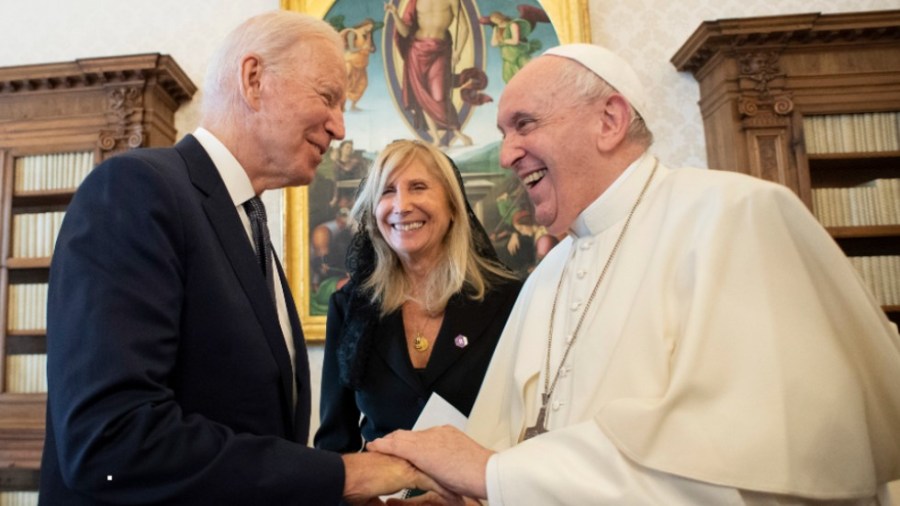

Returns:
808,151,900,163
0,468,40,492
884,305,900,313
11,189,74,208
0,394,46,477
808,153,900,187
827,225,900,239
4,334,46,355
4,257,51,270
831,234,900,256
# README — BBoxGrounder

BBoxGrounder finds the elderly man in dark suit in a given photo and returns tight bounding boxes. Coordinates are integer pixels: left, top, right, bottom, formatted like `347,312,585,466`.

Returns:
39,10,447,506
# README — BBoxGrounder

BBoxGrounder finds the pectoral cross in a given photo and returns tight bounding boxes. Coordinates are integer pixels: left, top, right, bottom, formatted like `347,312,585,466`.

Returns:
521,393,550,441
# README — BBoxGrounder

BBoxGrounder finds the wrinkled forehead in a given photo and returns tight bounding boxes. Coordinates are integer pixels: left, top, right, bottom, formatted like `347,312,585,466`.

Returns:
292,39,344,75
497,57,564,125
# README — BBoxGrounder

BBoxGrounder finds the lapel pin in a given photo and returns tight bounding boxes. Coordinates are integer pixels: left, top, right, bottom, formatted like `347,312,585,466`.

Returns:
454,334,468,348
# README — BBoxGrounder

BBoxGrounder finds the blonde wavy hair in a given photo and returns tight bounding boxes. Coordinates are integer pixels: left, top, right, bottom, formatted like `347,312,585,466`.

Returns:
350,140,514,316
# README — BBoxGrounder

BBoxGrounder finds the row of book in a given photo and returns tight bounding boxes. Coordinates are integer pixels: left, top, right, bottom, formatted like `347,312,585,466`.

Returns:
802,112,900,154
848,256,900,306
811,179,900,227
13,151,94,193
9,212,65,259
6,283,47,332
0,492,38,506
4,354,46,394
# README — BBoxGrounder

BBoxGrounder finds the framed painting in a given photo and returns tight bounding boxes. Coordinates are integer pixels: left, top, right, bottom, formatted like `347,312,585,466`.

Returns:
282,0,591,340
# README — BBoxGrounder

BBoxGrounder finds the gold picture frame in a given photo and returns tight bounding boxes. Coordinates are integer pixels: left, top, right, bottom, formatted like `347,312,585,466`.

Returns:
282,0,591,341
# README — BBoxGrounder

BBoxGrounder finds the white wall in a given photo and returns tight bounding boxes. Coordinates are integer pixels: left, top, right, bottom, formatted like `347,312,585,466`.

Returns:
1,0,897,441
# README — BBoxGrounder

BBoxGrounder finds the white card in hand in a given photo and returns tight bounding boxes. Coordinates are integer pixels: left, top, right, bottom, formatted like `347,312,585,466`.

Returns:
380,393,468,500
412,392,467,431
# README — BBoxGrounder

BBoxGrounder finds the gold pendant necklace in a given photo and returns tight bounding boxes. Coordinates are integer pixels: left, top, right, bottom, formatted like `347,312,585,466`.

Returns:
404,300,443,353
413,330,429,352
522,160,658,442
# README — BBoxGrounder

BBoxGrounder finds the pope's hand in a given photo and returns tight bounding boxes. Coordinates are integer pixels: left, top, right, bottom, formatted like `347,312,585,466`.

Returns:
368,426,493,500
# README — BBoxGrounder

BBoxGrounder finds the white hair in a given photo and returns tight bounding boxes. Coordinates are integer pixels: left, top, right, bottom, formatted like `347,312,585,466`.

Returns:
200,10,341,123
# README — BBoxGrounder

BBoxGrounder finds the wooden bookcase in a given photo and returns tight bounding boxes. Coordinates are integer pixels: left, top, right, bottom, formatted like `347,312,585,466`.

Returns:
0,54,196,497
672,10,900,325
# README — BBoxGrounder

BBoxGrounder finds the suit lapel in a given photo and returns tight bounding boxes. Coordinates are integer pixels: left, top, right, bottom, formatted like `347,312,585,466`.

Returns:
374,312,426,394
176,135,296,433
420,292,489,387
373,289,507,393
274,254,313,443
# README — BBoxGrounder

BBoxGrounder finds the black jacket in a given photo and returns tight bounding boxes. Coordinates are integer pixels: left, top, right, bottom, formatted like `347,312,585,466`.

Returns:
40,135,343,505
315,278,522,452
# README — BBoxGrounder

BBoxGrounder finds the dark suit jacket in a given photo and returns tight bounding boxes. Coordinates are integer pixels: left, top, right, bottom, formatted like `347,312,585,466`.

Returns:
39,135,344,505
315,278,522,453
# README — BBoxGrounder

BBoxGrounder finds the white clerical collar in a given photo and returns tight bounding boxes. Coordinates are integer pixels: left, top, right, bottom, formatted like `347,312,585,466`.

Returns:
193,127,258,206
569,152,655,238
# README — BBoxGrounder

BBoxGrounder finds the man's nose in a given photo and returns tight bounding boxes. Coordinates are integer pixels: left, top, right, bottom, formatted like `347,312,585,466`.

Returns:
499,136,524,170
327,107,345,141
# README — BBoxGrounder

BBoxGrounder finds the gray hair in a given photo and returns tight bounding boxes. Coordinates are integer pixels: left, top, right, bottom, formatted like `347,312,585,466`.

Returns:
201,10,341,122
552,59,654,147
352,140,513,316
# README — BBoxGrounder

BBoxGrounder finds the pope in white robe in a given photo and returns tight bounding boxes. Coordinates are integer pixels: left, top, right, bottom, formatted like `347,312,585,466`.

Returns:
369,43,900,505
471,152,900,504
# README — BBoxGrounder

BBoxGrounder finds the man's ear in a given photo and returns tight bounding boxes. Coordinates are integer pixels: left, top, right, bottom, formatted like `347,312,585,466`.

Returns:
596,94,631,152
239,53,263,110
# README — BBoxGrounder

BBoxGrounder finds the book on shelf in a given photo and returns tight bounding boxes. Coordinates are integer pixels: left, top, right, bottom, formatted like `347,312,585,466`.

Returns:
848,256,900,306
6,283,48,332
11,211,65,259
811,179,900,227
4,353,47,393
0,491,39,506
13,151,94,193
803,112,900,154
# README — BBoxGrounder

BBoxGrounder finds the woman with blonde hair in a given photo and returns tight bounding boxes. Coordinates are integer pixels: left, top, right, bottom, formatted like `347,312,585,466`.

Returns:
315,140,522,456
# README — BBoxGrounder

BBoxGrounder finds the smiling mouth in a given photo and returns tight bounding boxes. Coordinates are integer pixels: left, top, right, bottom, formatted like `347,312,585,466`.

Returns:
522,169,547,189
393,222,424,231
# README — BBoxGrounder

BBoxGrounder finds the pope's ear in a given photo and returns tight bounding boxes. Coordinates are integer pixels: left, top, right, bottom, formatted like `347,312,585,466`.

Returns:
595,94,631,152
239,53,263,110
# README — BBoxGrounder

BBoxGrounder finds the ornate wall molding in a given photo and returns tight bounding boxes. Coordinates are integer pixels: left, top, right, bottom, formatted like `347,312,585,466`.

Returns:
0,54,196,152
672,11,900,74
99,86,145,157
0,55,194,102
735,50,794,125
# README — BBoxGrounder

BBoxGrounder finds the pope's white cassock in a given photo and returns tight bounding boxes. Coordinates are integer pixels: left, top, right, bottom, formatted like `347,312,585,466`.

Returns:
467,153,900,504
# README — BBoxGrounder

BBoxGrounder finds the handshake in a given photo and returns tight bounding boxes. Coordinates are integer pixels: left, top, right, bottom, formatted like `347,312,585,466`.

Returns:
341,426,492,506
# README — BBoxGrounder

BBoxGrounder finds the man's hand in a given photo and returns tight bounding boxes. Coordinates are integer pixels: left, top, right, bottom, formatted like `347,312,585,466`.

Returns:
367,425,493,499
342,452,460,505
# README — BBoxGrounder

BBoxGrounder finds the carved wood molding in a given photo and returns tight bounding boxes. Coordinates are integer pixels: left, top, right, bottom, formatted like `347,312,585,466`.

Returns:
672,10,900,74
99,86,145,157
735,50,794,124
0,53,196,104
0,54,196,151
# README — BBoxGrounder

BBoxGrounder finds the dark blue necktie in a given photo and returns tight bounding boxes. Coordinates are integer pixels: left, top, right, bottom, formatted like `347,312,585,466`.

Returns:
244,196,275,303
